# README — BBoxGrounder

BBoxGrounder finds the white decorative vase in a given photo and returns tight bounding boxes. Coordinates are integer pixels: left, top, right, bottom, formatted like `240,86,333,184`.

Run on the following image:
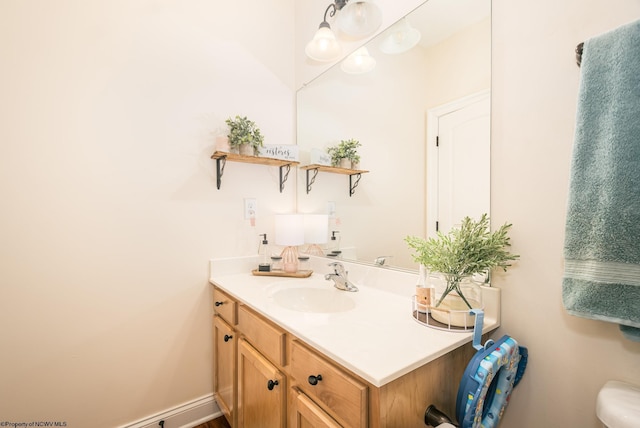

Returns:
429,274,483,328
239,144,255,156
339,158,352,169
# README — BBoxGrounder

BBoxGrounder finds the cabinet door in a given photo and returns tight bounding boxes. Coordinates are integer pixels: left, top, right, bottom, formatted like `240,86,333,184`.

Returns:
238,338,286,428
292,387,342,428
214,315,236,425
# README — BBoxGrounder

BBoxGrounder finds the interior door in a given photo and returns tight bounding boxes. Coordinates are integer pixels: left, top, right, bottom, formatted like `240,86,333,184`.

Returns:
428,93,490,236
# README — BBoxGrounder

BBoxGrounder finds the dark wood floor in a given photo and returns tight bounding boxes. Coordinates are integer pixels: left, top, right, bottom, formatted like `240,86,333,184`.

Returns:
193,415,231,428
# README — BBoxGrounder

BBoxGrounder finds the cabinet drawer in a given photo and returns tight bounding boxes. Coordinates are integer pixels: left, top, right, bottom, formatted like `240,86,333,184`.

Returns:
290,340,367,428
291,387,342,428
238,305,286,367
213,287,237,325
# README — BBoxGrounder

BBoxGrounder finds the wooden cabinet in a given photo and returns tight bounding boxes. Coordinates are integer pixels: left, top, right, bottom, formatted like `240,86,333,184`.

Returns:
213,287,237,325
290,340,367,428
212,285,478,428
213,315,236,424
213,288,238,426
238,305,286,367
291,387,342,428
238,338,286,428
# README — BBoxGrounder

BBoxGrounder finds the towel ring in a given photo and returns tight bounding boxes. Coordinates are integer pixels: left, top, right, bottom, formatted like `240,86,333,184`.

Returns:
576,42,584,67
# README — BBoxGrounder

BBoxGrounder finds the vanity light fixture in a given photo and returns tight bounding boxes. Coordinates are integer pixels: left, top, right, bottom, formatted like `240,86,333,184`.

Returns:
378,17,421,55
305,0,382,62
336,0,382,38
341,46,376,74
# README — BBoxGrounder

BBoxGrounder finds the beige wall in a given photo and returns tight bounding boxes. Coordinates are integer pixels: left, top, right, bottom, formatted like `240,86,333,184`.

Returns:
0,1,294,427
493,1,640,427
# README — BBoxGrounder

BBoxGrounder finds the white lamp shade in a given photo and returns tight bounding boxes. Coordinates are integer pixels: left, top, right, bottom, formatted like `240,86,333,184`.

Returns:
275,214,305,246
341,47,376,74
336,0,382,38
304,214,329,244
379,18,421,54
305,26,342,62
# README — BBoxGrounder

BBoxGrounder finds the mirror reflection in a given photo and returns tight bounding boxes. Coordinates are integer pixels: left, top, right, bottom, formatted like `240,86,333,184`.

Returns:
296,0,491,270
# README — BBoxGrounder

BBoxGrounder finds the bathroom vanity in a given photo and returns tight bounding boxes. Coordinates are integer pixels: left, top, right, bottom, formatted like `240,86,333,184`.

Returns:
210,257,500,428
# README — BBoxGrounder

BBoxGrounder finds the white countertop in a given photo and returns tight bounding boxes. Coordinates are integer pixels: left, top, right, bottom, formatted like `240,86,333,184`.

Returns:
209,256,500,387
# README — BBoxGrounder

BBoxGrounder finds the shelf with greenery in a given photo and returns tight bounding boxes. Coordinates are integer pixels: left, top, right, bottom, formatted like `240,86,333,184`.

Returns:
300,164,369,197
210,152,299,193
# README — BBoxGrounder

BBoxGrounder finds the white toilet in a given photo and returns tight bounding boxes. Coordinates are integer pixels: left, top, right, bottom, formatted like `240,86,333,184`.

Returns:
596,380,640,428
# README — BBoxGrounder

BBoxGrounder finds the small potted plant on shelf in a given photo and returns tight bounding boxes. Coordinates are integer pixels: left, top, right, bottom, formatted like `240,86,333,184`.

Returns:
350,153,361,170
405,214,519,326
327,139,361,169
225,115,264,156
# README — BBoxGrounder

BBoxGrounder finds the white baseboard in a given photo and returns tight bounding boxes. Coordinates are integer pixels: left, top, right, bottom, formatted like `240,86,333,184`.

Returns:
120,393,223,428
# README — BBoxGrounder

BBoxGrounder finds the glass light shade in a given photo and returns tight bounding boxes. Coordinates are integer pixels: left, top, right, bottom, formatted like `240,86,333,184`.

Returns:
304,214,329,244
340,47,376,74
379,18,421,54
336,0,382,38
305,26,342,62
275,214,305,246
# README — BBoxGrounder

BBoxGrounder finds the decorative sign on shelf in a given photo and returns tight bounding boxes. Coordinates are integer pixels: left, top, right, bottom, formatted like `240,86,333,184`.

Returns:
310,148,332,166
259,145,299,161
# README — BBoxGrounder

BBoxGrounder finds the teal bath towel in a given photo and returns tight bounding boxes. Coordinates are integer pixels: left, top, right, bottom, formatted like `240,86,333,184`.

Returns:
563,19,640,341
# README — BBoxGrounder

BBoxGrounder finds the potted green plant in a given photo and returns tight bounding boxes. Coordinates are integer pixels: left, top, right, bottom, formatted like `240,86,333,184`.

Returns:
405,214,518,325
327,139,361,169
225,115,264,156
350,153,361,170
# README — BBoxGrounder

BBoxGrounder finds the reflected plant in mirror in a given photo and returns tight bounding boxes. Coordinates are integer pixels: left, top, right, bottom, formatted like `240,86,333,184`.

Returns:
327,138,361,168
297,0,491,270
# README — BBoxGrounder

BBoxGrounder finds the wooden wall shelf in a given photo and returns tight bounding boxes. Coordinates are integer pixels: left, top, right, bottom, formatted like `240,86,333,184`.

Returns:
211,151,300,192
300,164,369,197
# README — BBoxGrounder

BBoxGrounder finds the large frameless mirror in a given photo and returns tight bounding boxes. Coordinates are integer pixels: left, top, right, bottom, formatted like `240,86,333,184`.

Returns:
296,0,491,270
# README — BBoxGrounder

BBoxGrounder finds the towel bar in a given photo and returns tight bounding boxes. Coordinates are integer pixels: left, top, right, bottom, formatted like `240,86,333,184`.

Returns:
576,42,584,66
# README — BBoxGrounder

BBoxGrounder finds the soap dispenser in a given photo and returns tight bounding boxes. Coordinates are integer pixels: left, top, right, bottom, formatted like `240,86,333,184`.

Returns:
258,233,271,272
328,230,342,258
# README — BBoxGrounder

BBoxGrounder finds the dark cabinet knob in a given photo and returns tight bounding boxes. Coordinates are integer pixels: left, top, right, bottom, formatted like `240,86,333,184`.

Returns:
267,379,279,390
214,301,224,307
223,334,233,342
308,374,323,385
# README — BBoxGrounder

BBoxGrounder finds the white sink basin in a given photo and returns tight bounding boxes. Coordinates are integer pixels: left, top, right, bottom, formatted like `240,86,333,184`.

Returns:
267,280,356,313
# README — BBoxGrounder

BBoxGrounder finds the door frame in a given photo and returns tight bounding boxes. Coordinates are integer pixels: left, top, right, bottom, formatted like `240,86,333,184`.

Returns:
426,89,490,238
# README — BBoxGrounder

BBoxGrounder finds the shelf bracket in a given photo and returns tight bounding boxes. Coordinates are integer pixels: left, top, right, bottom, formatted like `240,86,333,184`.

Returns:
216,155,227,189
279,164,292,193
349,173,362,197
306,168,319,194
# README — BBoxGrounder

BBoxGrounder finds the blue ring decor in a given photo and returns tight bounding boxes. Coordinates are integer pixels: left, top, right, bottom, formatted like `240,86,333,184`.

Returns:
456,335,527,428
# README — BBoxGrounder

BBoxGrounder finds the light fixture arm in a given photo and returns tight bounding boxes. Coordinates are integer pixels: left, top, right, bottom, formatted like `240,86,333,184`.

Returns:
320,0,348,27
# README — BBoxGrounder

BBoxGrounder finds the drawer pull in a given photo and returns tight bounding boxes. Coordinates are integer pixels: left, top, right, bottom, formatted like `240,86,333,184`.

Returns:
223,334,233,342
214,301,224,307
267,379,279,390
308,374,323,386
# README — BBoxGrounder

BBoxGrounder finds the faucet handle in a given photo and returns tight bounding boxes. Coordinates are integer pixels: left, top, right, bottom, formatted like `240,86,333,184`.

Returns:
374,256,392,266
327,261,346,275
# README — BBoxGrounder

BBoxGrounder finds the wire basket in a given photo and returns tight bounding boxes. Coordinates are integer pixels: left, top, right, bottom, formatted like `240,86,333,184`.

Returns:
411,296,484,332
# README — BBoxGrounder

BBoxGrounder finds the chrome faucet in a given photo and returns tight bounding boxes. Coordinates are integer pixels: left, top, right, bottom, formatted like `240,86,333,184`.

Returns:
324,262,358,292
